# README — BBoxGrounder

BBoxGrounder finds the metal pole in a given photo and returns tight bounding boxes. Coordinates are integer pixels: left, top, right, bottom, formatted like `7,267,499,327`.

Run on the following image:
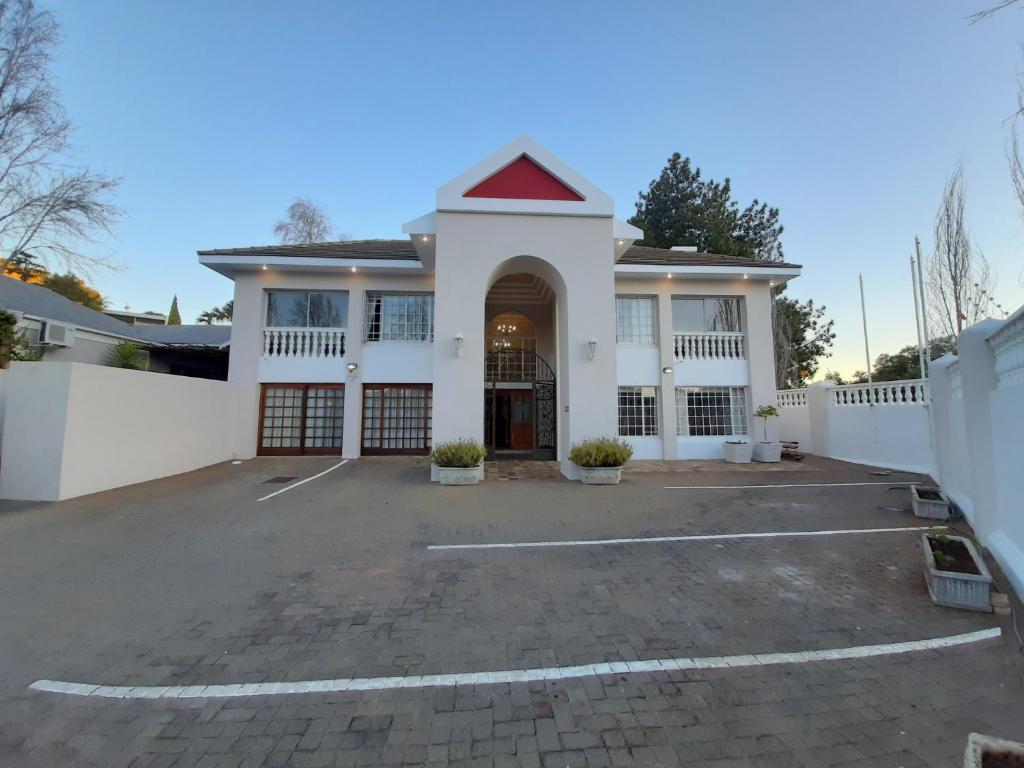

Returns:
859,273,873,384
910,255,926,380
915,236,932,379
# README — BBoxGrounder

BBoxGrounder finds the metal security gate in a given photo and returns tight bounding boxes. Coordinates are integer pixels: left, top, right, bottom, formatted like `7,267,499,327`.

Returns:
361,384,433,455
484,349,556,460
258,384,345,456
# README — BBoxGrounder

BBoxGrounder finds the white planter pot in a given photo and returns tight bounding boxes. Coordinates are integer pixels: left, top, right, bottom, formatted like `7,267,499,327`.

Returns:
752,442,782,463
723,442,753,464
578,466,623,485
922,534,992,612
911,485,952,520
438,463,484,486
964,732,1024,767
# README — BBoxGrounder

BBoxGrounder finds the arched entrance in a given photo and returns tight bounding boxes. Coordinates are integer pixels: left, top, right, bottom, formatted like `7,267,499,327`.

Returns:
484,272,559,460
484,349,557,460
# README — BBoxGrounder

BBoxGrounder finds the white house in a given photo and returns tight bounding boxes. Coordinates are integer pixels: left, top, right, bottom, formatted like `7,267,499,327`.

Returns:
199,137,801,476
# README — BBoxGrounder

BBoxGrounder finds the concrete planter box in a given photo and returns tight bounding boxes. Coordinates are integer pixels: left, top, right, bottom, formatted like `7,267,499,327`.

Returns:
964,732,1024,767
922,534,992,612
723,442,753,464
437,463,484,486
578,466,623,485
752,441,783,463
911,485,952,520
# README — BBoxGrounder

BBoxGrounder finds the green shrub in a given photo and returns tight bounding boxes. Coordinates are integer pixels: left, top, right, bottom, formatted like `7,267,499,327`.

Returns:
431,439,486,468
569,437,633,468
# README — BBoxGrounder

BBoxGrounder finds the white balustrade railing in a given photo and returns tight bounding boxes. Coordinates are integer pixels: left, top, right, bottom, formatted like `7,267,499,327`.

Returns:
989,307,1024,389
673,332,745,360
830,379,929,406
777,389,807,407
263,327,346,359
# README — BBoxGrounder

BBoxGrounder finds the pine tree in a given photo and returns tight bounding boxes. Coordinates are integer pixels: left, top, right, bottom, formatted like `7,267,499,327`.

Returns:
167,295,181,325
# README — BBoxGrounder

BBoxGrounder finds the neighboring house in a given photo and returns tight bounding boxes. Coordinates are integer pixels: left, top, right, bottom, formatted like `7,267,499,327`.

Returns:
198,136,800,473
0,276,229,379
102,308,168,325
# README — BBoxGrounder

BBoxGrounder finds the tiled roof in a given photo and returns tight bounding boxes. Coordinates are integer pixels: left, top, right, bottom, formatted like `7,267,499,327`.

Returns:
0,276,231,347
197,239,419,260
620,245,800,269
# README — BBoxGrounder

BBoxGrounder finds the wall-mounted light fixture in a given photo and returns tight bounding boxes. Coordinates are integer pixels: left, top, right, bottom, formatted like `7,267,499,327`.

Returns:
346,362,359,373
587,336,598,361
454,332,464,357
662,366,673,375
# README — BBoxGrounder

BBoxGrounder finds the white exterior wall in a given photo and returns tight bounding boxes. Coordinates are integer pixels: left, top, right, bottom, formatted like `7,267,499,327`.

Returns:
930,313,1024,597
612,276,775,461
775,381,933,474
0,368,7,442
227,270,435,458
433,212,618,476
0,362,247,501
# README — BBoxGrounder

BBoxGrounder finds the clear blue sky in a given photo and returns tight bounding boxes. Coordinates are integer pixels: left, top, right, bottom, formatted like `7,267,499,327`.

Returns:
47,0,1024,377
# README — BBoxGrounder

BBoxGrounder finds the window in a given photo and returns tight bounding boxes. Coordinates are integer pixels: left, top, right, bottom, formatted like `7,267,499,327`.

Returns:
361,384,432,454
258,384,344,455
616,297,657,345
618,386,660,436
364,293,434,342
672,297,743,333
266,291,347,328
675,386,748,436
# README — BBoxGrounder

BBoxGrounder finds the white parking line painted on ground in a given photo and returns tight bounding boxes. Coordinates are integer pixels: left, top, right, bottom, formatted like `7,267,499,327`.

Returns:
256,460,349,502
426,525,944,551
29,627,1001,700
663,481,918,490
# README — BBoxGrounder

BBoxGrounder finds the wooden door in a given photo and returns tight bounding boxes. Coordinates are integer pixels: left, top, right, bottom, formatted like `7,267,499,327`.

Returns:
259,384,345,456
509,389,533,450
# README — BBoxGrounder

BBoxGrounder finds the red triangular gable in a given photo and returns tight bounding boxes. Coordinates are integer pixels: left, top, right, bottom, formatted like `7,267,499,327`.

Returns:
463,155,584,201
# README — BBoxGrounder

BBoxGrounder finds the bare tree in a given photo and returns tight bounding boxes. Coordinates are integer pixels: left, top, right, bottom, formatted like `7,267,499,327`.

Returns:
0,0,120,275
927,163,995,339
273,198,335,244
968,0,1024,23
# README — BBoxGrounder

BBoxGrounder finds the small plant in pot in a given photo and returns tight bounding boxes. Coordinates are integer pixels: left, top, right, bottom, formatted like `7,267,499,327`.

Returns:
722,440,753,464
752,405,782,463
964,732,1024,767
431,440,487,486
921,532,992,612
569,437,633,485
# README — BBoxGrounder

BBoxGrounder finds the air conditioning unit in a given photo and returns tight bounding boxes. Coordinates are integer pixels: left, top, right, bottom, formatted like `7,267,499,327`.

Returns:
40,321,74,347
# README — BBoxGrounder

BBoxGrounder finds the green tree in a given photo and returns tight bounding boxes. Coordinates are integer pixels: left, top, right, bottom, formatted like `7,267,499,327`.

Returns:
167,295,181,325
629,153,784,260
105,342,147,370
196,299,232,324
773,297,836,388
40,272,105,310
0,309,38,366
870,337,955,382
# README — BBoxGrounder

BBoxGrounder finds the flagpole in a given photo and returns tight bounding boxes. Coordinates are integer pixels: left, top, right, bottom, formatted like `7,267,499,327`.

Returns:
859,273,872,384
910,255,926,381
914,236,931,379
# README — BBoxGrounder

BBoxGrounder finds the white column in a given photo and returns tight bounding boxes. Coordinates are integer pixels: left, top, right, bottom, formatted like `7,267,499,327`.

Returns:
657,283,677,459
745,286,780,443
805,381,832,457
342,286,365,458
227,273,263,458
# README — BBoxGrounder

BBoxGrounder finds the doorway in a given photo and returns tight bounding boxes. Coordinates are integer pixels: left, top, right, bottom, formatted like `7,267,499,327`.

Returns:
483,349,556,460
488,388,533,452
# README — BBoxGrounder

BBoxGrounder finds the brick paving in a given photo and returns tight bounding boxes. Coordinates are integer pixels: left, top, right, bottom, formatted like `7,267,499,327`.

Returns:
0,456,1022,767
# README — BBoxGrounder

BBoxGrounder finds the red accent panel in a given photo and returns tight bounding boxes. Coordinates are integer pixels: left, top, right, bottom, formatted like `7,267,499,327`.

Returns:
464,155,584,201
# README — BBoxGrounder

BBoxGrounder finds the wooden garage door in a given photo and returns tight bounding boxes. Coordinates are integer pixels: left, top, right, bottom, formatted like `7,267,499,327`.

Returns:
361,384,432,455
259,384,345,456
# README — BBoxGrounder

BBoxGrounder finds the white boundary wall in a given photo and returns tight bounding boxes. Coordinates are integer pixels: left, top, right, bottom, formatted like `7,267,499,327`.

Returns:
930,312,1024,598
0,362,247,501
776,380,932,474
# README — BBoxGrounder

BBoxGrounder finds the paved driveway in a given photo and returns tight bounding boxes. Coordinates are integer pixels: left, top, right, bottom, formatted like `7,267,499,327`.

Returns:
0,456,1021,767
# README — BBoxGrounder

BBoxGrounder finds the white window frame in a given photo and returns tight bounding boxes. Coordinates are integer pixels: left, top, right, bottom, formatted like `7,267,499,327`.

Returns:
618,385,660,437
363,292,434,342
265,290,348,329
675,386,749,437
615,296,657,345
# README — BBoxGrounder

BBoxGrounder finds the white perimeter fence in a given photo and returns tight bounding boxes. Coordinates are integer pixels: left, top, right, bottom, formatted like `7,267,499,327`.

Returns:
777,306,1024,597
